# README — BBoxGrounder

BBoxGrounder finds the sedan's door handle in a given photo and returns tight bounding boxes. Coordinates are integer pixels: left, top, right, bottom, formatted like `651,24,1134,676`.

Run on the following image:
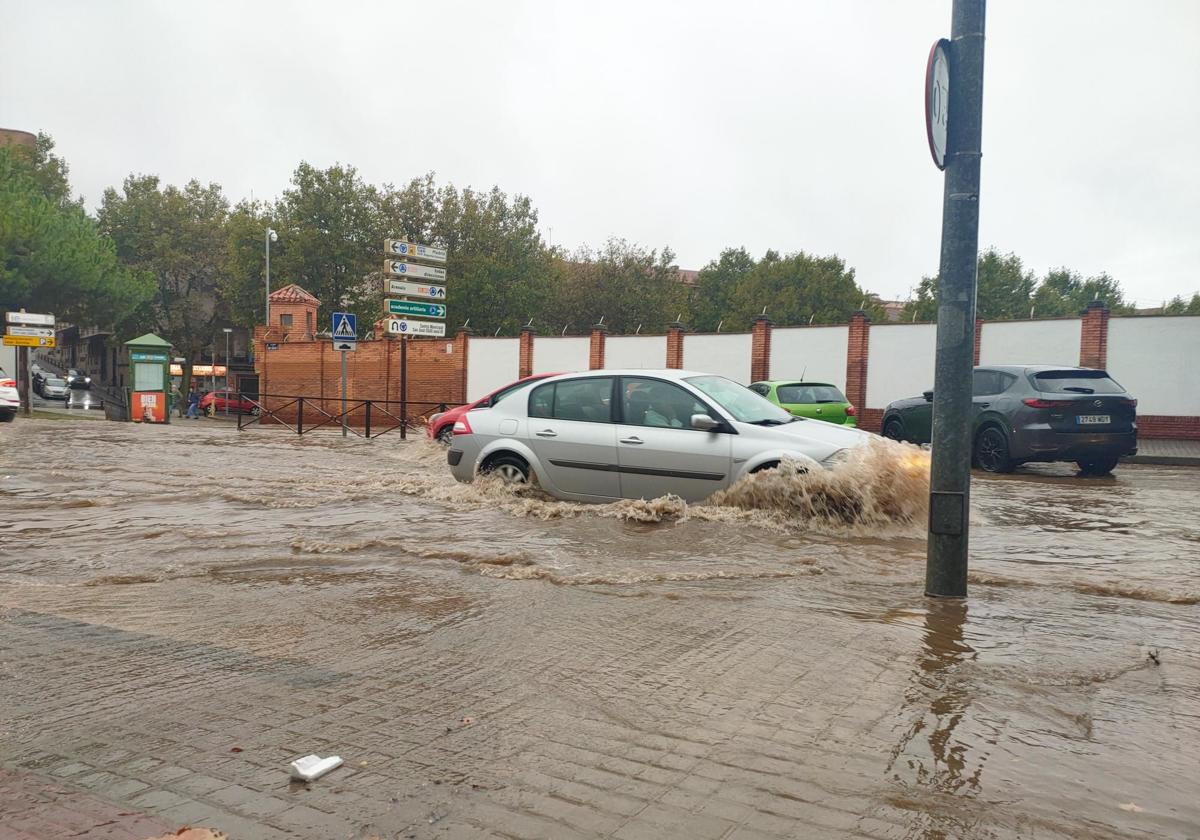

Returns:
978,402,990,408
535,429,557,437
619,436,644,445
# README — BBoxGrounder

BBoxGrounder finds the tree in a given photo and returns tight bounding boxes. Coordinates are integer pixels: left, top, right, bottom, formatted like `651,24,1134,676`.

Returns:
1031,269,1133,317
904,248,1035,321
1163,293,1200,315
219,199,275,329
689,247,756,332
722,250,880,327
97,176,231,391
548,239,686,335
0,143,150,332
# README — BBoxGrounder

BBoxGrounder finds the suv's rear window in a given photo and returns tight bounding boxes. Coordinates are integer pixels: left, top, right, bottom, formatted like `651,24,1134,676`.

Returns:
1031,370,1125,395
777,384,846,404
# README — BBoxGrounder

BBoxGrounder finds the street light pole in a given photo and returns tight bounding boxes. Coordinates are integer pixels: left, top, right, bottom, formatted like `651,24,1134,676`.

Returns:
223,327,233,416
926,0,987,598
265,228,277,328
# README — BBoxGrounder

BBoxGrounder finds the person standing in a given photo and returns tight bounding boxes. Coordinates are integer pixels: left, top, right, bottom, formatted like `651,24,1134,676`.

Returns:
186,385,201,419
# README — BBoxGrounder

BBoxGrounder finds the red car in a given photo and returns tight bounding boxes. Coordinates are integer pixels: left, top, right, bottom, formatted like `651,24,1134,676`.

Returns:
199,389,259,417
427,373,560,443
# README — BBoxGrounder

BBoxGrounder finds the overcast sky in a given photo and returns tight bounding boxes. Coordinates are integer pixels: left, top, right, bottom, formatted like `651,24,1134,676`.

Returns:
3,1,1198,305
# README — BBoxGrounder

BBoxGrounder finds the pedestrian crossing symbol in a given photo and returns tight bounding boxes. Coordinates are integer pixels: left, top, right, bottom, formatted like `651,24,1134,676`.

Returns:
332,312,357,340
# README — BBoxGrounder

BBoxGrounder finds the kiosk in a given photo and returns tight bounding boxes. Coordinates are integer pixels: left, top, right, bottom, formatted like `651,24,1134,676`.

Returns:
125,333,172,423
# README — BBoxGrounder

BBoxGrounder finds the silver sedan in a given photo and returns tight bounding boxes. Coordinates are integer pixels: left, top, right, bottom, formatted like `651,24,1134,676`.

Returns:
447,369,876,503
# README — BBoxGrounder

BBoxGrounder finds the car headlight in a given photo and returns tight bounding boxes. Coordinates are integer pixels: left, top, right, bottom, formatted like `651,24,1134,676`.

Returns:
85,377,91,383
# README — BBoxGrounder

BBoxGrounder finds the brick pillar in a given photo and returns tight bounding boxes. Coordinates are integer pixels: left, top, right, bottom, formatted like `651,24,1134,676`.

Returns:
454,327,472,403
589,323,607,370
973,317,984,366
666,321,687,369
845,310,870,416
519,326,535,379
750,315,773,382
1079,300,1110,369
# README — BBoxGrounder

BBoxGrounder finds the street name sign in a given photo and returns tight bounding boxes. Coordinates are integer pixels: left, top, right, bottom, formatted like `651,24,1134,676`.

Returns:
925,38,950,170
6,325,54,338
384,278,446,299
386,318,447,338
386,299,446,319
2,335,55,348
384,240,447,264
5,311,54,326
384,259,447,282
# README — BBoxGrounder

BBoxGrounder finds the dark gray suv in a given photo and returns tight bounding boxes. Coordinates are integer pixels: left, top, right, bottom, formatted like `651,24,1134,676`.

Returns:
880,365,1137,475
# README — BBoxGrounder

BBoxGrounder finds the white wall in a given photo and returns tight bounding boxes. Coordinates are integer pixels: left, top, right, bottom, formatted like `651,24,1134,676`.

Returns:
605,335,667,370
769,326,849,390
466,337,519,401
683,333,752,382
533,336,589,375
1107,316,1200,416
979,319,1081,367
865,323,938,408
0,344,15,378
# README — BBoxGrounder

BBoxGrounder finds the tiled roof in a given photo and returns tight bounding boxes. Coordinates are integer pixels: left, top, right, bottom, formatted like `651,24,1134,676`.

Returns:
268,284,319,304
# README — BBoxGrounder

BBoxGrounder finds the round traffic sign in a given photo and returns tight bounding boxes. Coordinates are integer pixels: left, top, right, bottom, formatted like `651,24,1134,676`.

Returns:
925,38,950,170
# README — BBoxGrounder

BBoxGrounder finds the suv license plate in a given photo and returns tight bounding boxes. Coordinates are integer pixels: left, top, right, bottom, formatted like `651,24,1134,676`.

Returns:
1077,415,1110,425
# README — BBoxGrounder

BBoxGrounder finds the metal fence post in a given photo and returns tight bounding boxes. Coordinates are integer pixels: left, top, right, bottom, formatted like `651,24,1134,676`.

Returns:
365,400,372,439
297,396,304,435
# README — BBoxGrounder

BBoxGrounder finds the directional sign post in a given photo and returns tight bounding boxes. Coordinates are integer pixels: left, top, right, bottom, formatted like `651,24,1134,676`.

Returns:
384,240,447,264
385,318,447,338
5,311,54,327
2,334,56,348
6,326,55,338
384,259,447,282
5,311,54,416
385,299,446,319
383,278,446,300
331,312,357,437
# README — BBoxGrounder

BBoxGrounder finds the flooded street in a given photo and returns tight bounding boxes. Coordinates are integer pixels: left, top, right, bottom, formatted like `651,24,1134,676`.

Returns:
2,418,1198,839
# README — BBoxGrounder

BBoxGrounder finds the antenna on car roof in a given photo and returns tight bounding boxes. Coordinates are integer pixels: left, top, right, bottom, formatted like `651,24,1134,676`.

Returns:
801,365,807,381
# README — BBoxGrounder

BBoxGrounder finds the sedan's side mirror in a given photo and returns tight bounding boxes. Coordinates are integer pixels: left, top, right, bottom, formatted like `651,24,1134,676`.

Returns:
691,414,721,432
922,390,934,402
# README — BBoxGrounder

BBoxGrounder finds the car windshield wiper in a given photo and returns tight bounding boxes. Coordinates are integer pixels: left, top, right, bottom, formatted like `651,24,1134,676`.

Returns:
1062,386,1095,394
750,417,799,426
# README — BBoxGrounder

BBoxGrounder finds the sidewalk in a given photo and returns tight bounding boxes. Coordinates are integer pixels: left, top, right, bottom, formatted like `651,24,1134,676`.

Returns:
1127,438,1200,466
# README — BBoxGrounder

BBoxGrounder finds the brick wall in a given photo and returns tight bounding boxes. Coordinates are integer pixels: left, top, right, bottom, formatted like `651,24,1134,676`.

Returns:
519,327,535,378
589,325,607,370
1079,301,1109,369
1139,416,1200,440
750,316,772,382
666,323,686,369
845,311,870,417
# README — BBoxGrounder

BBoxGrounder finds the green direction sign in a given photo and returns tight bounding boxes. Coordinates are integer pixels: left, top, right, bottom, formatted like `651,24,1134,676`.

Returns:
385,299,446,319
130,351,170,362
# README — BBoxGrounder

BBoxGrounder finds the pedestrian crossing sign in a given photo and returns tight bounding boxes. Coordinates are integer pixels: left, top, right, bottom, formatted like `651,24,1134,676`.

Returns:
332,312,357,340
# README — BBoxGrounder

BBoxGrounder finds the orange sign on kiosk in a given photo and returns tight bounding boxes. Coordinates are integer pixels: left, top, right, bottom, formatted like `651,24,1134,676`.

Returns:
133,391,166,423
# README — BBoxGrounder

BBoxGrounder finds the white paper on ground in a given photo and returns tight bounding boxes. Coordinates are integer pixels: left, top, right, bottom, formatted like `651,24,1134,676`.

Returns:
289,754,343,781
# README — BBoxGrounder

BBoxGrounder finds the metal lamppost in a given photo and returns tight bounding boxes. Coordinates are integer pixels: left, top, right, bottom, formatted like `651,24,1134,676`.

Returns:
265,228,278,327
223,328,233,416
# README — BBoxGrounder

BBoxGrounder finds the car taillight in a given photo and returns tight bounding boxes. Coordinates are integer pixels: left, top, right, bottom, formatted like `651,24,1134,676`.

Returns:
0,378,14,388
1122,398,1137,407
1023,398,1076,408
453,417,472,435
845,404,857,416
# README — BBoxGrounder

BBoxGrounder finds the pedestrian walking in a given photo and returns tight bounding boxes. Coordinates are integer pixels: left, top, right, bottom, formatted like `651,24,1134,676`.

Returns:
186,386,201,419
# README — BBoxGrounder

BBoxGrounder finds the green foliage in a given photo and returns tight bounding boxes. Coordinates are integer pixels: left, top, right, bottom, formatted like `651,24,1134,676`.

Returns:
97,176,231,367
1163,293,1200,315
0,145,150,331
903,249,1134,321
219,200,274,329
689,247,756,332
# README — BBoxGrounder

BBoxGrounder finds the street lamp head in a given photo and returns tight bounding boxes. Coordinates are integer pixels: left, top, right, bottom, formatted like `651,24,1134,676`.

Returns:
268,228,278,243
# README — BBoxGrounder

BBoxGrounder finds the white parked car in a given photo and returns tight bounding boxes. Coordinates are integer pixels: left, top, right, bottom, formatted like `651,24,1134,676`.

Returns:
0,368,19,422
447,369,876,503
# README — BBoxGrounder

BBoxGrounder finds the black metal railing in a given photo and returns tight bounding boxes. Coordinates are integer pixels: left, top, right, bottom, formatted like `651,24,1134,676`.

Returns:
234,392,450,439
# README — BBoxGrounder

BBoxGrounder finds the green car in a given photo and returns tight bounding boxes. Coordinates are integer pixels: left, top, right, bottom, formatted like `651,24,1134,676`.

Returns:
749,381,858,427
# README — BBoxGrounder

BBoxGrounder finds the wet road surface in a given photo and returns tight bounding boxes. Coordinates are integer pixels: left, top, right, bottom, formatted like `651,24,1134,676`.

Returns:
1,418,1198,839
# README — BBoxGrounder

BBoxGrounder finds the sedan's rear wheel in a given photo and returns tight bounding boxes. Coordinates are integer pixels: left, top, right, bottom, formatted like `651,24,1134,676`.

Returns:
205,404,215,417
1076,455,1119,476
883,418,904,441
483,454,530,485
974,427,1014,473
436,426,453,446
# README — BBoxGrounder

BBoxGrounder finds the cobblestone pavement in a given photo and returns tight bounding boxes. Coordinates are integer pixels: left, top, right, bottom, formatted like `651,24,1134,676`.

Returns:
2,420,1199,839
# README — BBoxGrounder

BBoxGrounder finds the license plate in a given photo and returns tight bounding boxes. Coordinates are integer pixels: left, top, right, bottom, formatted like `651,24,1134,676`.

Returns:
1077,414,1110,425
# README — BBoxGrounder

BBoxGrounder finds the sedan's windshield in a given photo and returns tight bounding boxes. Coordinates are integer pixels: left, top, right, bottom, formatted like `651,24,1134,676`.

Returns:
685,375,794,424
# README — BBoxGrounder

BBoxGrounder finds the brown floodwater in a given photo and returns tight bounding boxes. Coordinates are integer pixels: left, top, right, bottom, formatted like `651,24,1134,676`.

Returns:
1,418,1198,839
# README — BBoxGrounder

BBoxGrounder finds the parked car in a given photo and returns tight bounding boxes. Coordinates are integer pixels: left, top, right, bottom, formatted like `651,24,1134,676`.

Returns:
38,376,70,400
447,369,876,502
880,365,1137,475
65,369,92,389
750,380,857,426
427,372,562,444
199,389,259,416
0,368,18,422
